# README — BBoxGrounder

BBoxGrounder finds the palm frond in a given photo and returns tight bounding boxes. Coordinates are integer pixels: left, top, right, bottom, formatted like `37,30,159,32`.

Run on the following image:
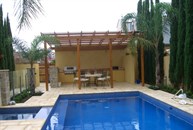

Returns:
155,2,172,32
31,34,60,49
12,37,30,59
12,37,28,52
121,13,136,33
128,36,154,55
14,0,44,30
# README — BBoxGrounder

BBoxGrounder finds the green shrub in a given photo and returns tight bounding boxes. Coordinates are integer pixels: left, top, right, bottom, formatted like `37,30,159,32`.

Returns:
148,85,160,90
186,90,193,99
11,89,43,103
33,91,43,96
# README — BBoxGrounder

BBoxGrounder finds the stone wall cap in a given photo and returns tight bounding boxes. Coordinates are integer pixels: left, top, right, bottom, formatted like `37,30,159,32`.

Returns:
0,69,9,72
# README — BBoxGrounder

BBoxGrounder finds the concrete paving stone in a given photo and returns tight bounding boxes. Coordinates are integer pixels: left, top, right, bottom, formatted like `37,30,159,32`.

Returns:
0,126,6,130
3,125,26,130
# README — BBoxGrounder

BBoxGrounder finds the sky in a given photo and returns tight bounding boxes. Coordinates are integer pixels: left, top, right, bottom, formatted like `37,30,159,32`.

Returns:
1,0,171,45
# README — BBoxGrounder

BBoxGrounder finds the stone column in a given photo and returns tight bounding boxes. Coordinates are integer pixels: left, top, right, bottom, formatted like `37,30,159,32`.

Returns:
49,67,59,88
0,70,10,106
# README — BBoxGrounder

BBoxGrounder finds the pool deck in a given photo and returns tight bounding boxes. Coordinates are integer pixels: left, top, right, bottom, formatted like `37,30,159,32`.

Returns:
0,82,193,130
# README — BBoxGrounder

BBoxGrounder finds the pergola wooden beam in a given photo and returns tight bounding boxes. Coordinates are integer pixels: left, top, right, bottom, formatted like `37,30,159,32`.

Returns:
140,46,145,86
44,41,49,91
67,32,71,46
53,35,130,41
77,39,81,89
53,44,127,51
44,31,132,44
109,39,113,88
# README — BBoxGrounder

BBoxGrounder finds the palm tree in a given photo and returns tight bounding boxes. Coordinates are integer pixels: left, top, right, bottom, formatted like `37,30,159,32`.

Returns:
14,0,44,30
122,2,171,86
13,34,59,94
122,13,153,86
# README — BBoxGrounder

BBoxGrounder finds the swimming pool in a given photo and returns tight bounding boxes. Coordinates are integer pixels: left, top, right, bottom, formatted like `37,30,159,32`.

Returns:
42,92,193,130
0,106,52,120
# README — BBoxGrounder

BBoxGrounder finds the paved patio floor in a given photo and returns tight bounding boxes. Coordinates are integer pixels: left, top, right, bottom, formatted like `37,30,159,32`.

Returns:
0,82,193,130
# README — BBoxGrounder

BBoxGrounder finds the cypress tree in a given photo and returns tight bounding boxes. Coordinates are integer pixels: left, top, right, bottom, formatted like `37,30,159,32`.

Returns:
150,0,154,18
7,15,15,71
150,0,156,84
155,0,160,3
169,0,179,86
137,0,143,31
137,0,156,84
4,15,15,71
137,0,143,81
137,0,143,79
184,0,193,91
175,0,186,87
144,0,156,84
3,18,8,69
0,5,7,69
0,5,15,70
0,5,4,69
142,0,148,83
158,34,164,84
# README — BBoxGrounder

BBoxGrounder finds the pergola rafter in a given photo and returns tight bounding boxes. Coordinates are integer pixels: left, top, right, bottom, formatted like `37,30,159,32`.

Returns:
44,31,133,49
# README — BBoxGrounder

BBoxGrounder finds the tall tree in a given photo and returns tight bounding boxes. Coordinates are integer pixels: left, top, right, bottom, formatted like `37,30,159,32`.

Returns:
140,1,165,85
6,15,15,71
169,0,179,86
143,0,156,84
3,17,8,69
122,1,171,86
156,0,164,84
3,15,15,71
184,0,193,91
0,4,7,69
137,0,143,80
0,5,4,68
0,5,15,71
155,0,160,4
175,0,186,87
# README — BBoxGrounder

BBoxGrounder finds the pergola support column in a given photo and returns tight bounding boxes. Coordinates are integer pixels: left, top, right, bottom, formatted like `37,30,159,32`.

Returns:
77,39,81,89
140,46,144,86
44,41,49,91
109,39,113,88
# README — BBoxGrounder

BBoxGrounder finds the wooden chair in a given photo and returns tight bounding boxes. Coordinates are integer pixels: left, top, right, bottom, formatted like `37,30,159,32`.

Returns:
96,71,109,86
73,77,89,87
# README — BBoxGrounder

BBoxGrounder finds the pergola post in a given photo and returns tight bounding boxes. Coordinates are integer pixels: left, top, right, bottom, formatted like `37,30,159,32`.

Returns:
140,46,145,86
109,39,113,88
44,41,49,91
77,39,81,89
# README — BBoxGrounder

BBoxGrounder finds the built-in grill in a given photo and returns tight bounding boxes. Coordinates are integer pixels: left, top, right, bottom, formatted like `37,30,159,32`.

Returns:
64,66,77,74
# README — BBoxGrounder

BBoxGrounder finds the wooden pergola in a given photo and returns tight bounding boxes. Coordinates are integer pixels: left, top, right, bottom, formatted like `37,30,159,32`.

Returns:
42,31,145,90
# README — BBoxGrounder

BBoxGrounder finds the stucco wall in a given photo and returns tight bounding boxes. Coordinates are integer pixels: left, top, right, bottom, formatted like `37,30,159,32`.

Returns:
56,50,126,83
164,55,170,85
123,54,136,84
15,63,40,87
55,50,125,70
55,49,140,84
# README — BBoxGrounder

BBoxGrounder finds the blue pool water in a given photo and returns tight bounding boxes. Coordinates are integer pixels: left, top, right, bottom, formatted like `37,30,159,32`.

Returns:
0,107,52,120
42,92,193,130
